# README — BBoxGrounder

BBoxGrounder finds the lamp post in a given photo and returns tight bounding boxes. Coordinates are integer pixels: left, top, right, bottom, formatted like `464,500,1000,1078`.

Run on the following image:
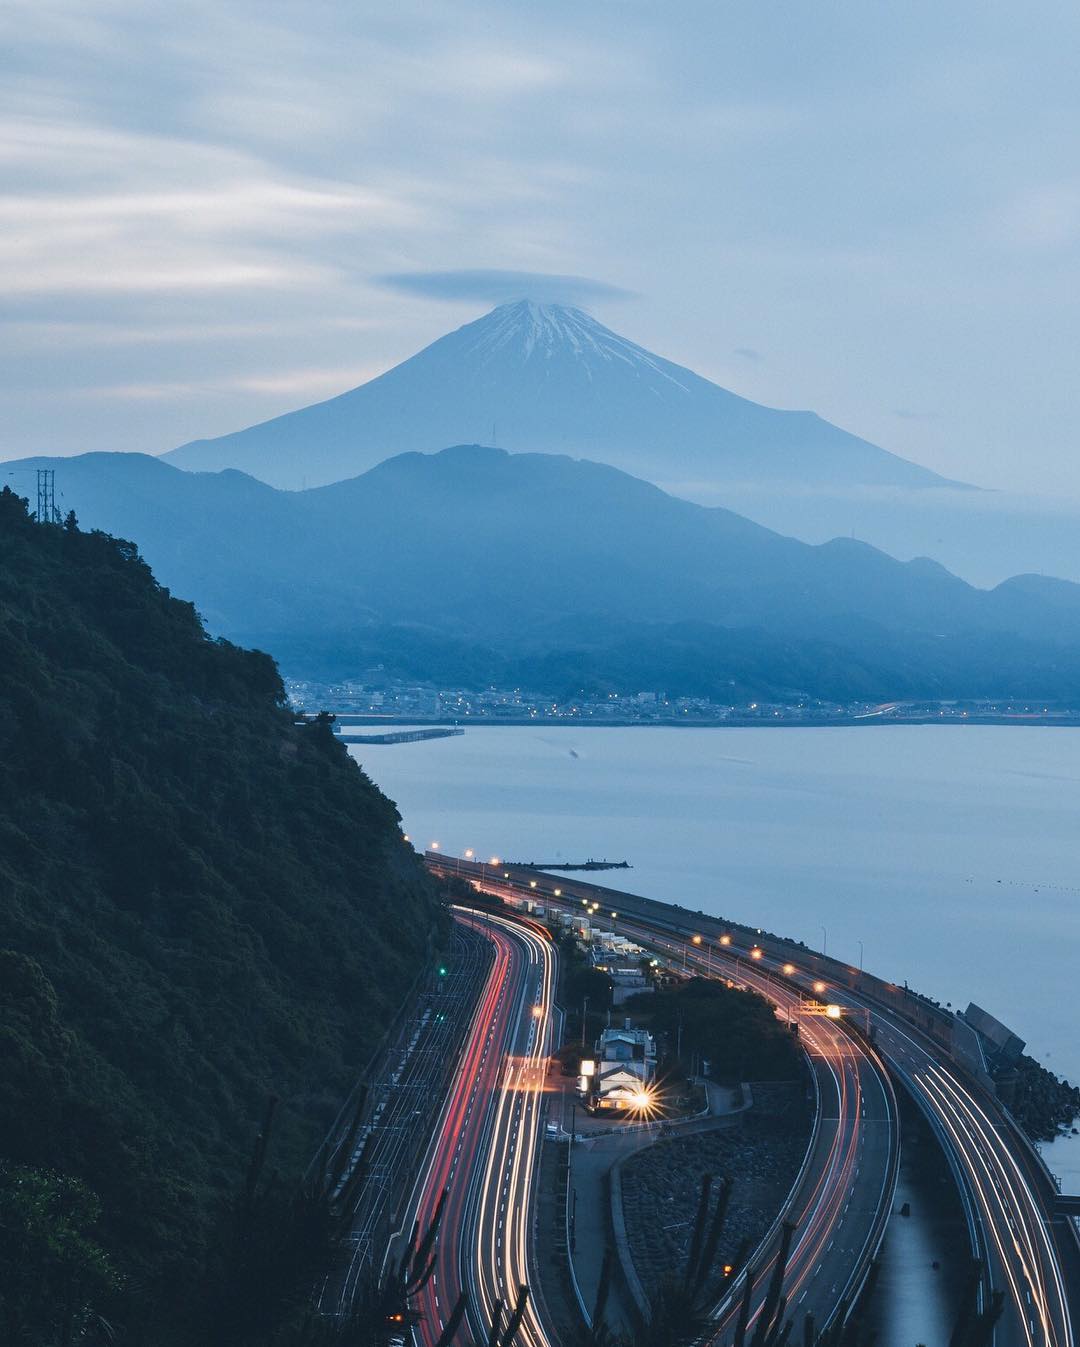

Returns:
581,995,590,1048
857,939,864,972
819,924,828,957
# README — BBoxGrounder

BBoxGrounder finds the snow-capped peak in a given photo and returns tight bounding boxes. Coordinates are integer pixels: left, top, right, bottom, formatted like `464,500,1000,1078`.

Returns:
459,299,694,390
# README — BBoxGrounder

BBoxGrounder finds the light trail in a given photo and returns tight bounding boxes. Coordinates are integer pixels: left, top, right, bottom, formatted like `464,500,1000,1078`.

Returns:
404,909,557,1347
663,932,898,1340
426,856,1080,1347
869,1012,1075,1347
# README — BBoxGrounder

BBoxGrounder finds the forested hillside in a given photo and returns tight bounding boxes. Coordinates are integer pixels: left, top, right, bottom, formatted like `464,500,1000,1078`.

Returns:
0,488,444,1341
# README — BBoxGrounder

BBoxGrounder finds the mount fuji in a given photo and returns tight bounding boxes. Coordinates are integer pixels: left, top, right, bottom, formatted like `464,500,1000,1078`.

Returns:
163,301,962,494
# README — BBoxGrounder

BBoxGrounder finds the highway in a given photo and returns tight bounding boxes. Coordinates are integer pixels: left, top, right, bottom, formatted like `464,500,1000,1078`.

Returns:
429,858,898,1341
655,931,898,1340
855,998,1078,1347
454,857,1080,1347
402,907,558,1347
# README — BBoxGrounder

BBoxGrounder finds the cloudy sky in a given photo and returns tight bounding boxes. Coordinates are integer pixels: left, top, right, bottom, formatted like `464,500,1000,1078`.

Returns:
4,1,1080,496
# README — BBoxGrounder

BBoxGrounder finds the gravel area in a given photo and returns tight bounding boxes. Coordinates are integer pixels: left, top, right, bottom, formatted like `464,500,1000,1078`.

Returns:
620,1112,809,1296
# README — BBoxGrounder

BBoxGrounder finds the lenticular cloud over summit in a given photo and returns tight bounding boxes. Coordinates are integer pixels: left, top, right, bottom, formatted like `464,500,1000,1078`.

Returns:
376,269,635,307
164,300,958,495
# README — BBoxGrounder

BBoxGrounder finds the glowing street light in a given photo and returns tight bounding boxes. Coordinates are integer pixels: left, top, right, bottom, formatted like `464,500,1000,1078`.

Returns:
813,980,827,994
464,848,474,859
430,841,440,850
750,947,763,961
783,963,796,976
719,933,732,946
825,1004,843,1019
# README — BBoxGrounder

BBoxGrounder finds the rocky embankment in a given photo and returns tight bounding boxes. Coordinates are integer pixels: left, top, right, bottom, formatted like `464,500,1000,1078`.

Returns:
1003,1055,1080,1142
620,1098,809,1295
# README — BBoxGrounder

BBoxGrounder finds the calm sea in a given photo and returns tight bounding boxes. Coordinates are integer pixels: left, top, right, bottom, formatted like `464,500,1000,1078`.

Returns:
353,724,1080,1187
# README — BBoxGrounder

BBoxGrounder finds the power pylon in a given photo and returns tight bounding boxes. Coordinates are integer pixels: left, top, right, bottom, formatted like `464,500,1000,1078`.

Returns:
35,469,61,524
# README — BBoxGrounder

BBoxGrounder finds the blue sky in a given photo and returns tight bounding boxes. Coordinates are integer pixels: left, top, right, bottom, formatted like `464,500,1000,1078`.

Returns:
3,1,1080,495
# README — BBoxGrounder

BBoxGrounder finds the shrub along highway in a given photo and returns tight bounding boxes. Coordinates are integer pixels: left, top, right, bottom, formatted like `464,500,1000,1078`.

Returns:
399,906,558,1347
432,854,1079,1347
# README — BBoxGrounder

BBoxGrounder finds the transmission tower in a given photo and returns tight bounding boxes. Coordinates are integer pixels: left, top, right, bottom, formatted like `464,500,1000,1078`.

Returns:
35,469,61,524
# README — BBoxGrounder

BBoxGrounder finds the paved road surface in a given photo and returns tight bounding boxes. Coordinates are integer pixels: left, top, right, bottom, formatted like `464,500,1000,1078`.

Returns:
468,858,1079,1347
404,908,557,1347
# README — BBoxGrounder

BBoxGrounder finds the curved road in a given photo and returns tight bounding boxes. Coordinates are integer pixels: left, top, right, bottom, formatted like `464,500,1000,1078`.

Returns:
403,908,557,1347
616,926,898,1340
429,858,898,1341
467,858,1079,1347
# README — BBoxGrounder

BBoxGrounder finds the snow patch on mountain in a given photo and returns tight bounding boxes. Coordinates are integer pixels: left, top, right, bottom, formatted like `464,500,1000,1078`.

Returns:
460,300,695,393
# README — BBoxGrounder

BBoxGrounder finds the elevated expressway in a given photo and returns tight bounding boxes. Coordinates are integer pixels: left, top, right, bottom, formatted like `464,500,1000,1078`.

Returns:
429,855,899,1342
400,907,558,1347
461,858,1079,1347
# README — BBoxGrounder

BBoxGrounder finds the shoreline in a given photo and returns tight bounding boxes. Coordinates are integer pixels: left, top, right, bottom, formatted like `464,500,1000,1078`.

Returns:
325,714,1080,729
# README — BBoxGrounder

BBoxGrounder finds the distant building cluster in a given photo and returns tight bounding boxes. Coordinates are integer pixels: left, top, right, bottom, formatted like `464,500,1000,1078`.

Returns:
285,675,1078,725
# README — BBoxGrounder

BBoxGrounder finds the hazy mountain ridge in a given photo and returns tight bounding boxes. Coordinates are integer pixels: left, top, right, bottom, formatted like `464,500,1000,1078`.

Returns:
12,444,1080,702
163,301,959,493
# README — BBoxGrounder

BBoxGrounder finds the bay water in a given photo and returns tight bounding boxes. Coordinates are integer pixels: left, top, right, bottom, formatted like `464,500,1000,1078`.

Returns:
353,724,1080,1189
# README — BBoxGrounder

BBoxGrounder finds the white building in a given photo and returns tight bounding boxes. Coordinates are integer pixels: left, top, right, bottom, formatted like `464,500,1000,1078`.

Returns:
580,1020,657,1112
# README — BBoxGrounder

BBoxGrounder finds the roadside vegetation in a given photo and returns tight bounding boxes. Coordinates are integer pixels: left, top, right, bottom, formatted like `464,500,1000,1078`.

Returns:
625,977,802,1083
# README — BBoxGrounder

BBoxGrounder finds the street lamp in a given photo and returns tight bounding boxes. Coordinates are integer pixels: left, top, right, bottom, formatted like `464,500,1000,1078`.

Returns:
819,925,828,956
857,939,864,972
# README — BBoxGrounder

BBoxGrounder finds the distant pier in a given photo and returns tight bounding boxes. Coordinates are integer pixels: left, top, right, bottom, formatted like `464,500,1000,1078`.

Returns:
334,726,465,745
